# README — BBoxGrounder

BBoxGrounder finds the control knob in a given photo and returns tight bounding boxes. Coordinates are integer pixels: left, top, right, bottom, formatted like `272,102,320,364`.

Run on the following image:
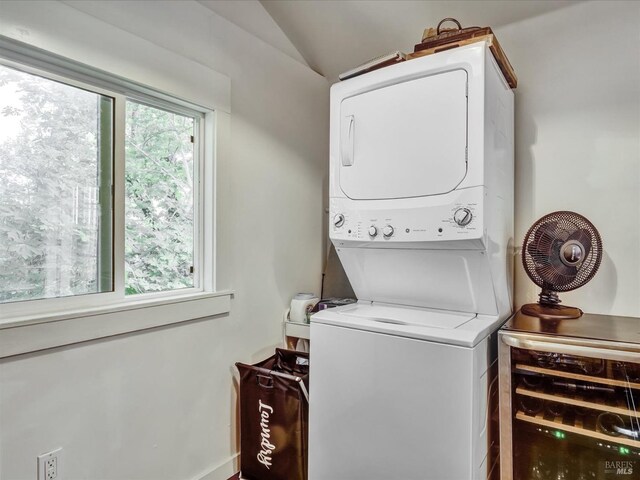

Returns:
453,208,473,227
368,226,378,237
382,225,394,238
333,214,345,228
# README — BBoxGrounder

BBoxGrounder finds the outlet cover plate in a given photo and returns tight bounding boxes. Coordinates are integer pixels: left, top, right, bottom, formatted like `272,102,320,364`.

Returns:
37,447,62,480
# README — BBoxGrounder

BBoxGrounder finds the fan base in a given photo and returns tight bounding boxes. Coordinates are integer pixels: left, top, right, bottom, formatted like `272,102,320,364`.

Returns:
521,303,583,320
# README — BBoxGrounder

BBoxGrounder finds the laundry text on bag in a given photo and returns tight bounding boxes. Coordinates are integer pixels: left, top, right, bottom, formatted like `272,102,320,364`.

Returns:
257,399,276,469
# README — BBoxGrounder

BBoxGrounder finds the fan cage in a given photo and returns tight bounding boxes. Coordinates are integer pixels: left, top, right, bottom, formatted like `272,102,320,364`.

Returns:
522,211,603,292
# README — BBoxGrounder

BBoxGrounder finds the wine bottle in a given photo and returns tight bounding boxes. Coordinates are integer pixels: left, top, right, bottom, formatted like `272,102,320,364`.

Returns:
552,380,615,395
596,412,625,437
545,401,566,417
597,413,640,440
529,351,605,375
518,396,544,415
522,374,546,388
573,405,590,416
518,396,592,419
530,350,558,368
556,354,605,375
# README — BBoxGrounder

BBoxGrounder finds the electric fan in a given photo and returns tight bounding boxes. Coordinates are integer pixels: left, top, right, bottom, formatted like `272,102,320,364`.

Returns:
521,211,603,320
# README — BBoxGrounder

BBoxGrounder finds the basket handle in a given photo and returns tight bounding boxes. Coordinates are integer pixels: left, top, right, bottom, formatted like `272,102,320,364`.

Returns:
437,18,462,35
251,366,309,402
257,373,274,388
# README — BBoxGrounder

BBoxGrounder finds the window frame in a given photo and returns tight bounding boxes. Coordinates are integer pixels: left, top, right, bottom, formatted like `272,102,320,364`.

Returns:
0,46,220,328
122,97,204,296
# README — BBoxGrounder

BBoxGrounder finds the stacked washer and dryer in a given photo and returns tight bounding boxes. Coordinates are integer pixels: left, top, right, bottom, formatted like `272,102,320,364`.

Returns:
309,42,514,480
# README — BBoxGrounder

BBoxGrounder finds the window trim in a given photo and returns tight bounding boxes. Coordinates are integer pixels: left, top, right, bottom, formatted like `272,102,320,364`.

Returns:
0,291,233,358
0,35,209,116
0,38,226,333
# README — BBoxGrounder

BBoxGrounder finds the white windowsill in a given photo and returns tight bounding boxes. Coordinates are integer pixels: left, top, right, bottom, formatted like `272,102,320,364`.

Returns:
0,290,233,329
0,290,233,358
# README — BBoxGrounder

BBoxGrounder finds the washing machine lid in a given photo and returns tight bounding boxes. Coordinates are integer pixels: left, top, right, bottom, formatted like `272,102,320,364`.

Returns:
311,302,503,347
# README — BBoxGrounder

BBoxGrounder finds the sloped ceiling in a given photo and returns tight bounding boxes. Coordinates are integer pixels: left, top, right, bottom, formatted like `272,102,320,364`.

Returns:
260,0,583,81
197,0,309,66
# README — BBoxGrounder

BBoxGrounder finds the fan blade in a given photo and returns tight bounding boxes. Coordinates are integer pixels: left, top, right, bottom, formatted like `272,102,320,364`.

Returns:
527,221,558,257
535,252,578,282
530,238,577,286
566,228,593,260
537,264,578,286
550,239,579,280
529,238,563,267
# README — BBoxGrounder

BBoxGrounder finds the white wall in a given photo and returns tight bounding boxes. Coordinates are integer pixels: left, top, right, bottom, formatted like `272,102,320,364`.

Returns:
0,1,328,479
495,1,640,317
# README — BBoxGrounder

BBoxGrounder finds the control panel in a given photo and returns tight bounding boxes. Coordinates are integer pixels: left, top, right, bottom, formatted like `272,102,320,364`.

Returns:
329,187,484,244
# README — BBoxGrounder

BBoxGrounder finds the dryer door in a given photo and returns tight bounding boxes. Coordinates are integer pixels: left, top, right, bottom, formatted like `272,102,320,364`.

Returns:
339,69,468,200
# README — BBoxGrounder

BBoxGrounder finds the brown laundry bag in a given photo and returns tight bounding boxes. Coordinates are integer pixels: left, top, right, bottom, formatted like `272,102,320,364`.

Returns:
236,348,309,480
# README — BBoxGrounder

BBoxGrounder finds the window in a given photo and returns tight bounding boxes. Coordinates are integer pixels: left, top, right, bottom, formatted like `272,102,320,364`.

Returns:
0,51,213,319
124,101,197,295
0,63,113,303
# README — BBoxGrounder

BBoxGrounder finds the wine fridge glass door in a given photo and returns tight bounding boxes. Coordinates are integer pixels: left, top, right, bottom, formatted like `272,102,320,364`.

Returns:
499,334,639,480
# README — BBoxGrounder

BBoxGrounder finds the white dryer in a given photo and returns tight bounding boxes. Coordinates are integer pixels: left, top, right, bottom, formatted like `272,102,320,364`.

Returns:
309,41,514,480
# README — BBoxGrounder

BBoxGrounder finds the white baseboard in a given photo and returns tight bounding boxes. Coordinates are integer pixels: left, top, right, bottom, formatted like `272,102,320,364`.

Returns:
192,454,239,480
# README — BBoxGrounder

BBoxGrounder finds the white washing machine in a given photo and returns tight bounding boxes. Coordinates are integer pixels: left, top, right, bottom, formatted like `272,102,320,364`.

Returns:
309,41,514,480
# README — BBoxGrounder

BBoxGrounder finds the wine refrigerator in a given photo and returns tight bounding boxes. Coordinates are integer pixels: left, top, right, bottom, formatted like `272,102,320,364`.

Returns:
499,311,639,480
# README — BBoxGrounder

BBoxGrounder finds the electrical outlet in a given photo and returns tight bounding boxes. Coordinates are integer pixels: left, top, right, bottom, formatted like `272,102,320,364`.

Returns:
37,448,62,480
